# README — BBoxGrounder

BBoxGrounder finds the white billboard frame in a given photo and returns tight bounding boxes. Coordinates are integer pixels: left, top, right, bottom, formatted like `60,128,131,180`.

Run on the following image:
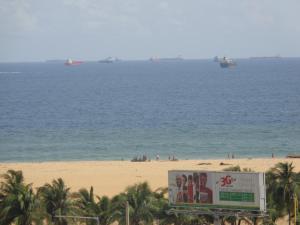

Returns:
168,170,266,212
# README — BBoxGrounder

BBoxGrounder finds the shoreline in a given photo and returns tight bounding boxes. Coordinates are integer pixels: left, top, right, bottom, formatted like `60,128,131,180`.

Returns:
0,155,293,164
1,158,299,197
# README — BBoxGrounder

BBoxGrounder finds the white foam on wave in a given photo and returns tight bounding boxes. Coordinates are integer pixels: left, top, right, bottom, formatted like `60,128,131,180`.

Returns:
0,72,21,74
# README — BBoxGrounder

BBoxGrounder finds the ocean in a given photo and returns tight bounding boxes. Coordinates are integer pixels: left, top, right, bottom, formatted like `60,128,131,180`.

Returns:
0,59,299,162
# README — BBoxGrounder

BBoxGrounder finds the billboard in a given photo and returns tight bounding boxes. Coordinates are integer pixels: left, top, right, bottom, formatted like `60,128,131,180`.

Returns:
168,170,266,211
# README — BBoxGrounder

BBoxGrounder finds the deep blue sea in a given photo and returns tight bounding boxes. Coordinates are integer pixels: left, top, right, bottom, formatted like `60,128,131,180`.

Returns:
0,59,299,162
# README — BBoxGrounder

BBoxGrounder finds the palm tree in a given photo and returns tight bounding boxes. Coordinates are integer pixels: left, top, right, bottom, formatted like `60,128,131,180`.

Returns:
160,211,201,225
268,162,298,225
156,200,207,225
0,170,41,225
0,170,24,194
265,170,286,224
151,187,194,225
111,182,157,225
0,170,24,221
97,196,112,225
223,165,241,172
150,187,172,225
223,165,253,172
73,186,112,225
38,178,74,225
73,187,97,218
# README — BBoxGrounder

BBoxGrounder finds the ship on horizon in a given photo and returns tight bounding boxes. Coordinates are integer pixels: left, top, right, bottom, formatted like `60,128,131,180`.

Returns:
99,57,120,63
64,58,83,66
219,57,236,68
249,55,281,60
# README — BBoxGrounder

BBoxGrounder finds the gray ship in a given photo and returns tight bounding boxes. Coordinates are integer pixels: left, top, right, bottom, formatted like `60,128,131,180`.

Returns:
219,57,236,68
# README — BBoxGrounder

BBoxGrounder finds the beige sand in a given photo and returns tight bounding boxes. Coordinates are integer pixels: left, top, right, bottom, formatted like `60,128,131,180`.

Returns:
0,158,299,197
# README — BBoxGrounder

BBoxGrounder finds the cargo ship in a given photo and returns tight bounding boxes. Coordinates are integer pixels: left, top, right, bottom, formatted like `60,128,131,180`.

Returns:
64,59,83,66
99,57,118,63
219,57,236,68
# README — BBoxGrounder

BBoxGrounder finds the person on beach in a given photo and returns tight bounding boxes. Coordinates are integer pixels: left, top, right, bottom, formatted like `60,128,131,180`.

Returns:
188,175,194,203
142,155,147,161
182,174,188,202
199,173,212,204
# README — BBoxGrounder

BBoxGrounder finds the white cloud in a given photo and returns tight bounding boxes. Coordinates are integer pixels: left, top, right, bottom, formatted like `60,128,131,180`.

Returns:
1,0,300,61
0,0,37,35
159,1,169,10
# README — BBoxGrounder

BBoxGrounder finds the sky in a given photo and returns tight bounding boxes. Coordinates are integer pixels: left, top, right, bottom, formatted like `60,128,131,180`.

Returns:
1,0,300,62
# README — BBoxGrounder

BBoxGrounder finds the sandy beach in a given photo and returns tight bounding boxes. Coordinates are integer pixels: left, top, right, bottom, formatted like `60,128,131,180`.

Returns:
0,158,299,197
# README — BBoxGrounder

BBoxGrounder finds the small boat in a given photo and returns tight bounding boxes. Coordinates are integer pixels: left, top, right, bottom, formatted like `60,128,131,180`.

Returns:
286,154,300,158
219,57,236,68
64,58,83,66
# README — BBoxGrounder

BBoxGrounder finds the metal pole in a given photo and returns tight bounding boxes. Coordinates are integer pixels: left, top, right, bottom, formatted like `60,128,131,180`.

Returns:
213,215,220,225
295,194,298,225
126,201,130,225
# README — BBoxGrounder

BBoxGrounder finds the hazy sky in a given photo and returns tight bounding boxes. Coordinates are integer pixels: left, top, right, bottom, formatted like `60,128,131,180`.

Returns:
1,0,300,62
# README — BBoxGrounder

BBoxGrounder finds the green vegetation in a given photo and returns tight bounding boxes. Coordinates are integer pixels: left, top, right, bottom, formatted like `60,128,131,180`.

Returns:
222,165,252,172
0,162,299,225
37,178,74,225
265,163,300,225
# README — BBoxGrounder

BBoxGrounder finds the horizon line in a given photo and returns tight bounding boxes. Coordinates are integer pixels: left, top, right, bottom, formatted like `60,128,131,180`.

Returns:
1,56,300,64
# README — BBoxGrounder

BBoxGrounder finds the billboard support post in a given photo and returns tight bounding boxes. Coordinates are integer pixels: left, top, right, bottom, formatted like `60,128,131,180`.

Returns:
166,208,268,224
166,208,268,217
213,215,220,225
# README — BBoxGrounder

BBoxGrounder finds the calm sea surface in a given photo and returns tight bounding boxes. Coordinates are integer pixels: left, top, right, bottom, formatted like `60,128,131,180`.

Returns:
0,59,299,162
